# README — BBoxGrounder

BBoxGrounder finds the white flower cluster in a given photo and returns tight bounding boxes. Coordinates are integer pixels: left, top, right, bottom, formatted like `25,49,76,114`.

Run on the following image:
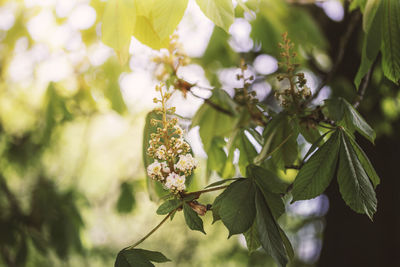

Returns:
175,154,198,175
147,118,197,193
165,172,186,192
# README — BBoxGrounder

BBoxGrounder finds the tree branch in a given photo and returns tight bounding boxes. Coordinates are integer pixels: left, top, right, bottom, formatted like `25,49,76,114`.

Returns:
306,11,361,105
353,58,378,109
189,91,234,116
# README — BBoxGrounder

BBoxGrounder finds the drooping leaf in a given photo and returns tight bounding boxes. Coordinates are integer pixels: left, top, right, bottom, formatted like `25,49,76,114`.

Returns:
136,249,171,263
244,222,261,254
348,136,380,188
325,98,375,143
152,0,189,40
219,179,256,237
381,0,400,84
247,164,288,194
341,99,376,143
133,15,169,50
247,165,286,220
255,189,288,267
183,202,206,234
256,114,298,169
156,199,182,215
291,130,340,202
337,131,377,219
279,228,294,261
195,0,234,32
115,248,170,267
102,0,136,64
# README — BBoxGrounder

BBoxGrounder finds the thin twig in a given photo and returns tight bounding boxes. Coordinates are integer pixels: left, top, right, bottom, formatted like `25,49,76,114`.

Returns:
128,209,176,249
306,11,361,105
189,91,234,116
353,58,377,109
183,185,230,200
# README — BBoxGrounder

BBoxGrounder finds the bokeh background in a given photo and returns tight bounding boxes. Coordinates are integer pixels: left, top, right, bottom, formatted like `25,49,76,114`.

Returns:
0,0,399,266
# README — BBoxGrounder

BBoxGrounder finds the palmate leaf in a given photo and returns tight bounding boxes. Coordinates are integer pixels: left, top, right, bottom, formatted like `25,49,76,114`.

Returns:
102,0,136,64
325,98,376,143
247,165,287,220
195,0,234,32
244,222,261,254
381,0,400,84
218,179,256,237
291,130,341,202
337,131,377,220
183,202,206,234
255,189,288,267
115,248,170,267
348,137,380,188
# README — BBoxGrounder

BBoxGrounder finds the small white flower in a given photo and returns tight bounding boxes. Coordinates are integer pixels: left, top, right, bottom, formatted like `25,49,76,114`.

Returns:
165,172,186,192
155,145,167,160
147,160,163,180
175,154,198,172
161,162,170,173
174,125,183,136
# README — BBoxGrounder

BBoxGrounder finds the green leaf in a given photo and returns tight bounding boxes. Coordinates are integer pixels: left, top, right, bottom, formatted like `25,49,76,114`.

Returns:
236,130,258,176
115,249,153,267
133,15,169,50
183,202,206,234
205,177,242,188
247,164,288,194
156,199,182,215
192,89,238,152
152,0,189,40
255,189,288,267
102,0,136,64
337,131,377,219
342,99,376,143
244,222,261,254
260,114,298,170
279,228,294,261
207,137,228,176
348,137,380,188
299,123,321,144
115,249,170,267
136,249,171,263
211,191,226,223
195,0,234,32
302,130,332,161
325,98,376,143
363,0,383,32
117,182,135,213
247,165,286,220
219,179,256,237
381,0,400,84
291,130,341,202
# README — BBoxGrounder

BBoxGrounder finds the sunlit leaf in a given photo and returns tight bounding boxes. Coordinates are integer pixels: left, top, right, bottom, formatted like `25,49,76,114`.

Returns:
102,0,136,64
195,0,234,32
